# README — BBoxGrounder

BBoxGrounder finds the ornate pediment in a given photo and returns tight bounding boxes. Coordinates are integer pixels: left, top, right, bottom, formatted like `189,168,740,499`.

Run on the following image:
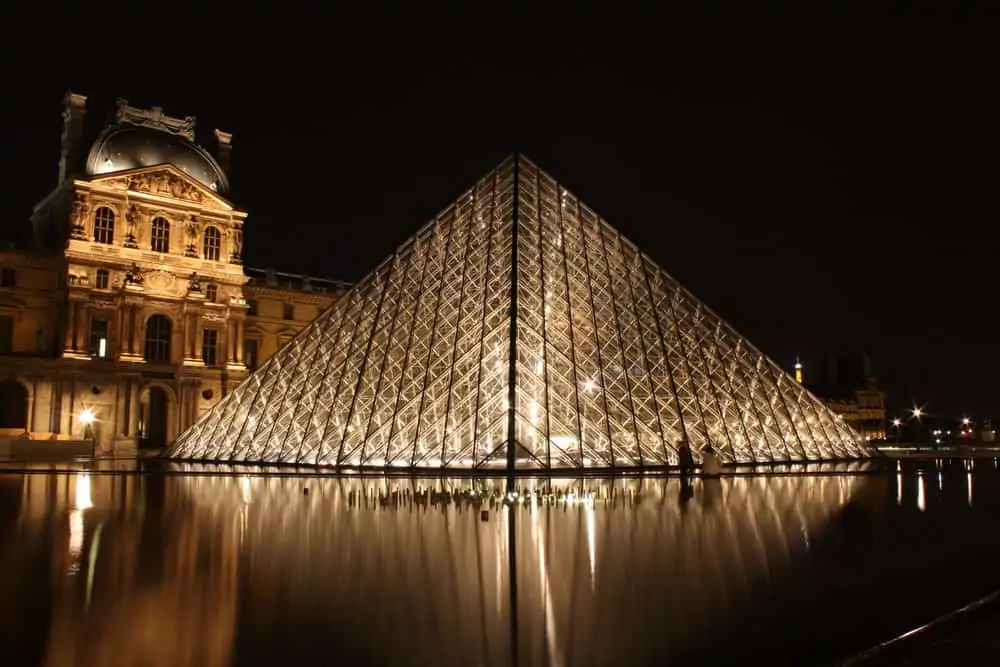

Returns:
85,165,235,212
145,270,180,295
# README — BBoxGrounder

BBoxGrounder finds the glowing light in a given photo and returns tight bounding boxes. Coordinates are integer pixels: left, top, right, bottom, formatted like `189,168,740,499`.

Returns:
917,474,926,512
75,473,93,510
912,408,923,419
962,417,971,426
79,408,96,425
892,418,902,427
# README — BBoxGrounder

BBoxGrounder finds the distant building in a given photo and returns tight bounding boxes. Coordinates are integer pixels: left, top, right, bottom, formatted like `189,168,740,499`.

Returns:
242,267,348,369
796,354,886,442
0,92,347,454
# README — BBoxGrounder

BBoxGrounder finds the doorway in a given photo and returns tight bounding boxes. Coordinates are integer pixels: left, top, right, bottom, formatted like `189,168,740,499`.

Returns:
0,380,27,430
143,386,169,450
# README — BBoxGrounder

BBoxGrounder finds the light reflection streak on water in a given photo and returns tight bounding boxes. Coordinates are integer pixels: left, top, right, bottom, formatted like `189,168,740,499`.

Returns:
968,472,974,507
530,489,562,667
68,473,93,575
917,473,926,512
585,501,596,590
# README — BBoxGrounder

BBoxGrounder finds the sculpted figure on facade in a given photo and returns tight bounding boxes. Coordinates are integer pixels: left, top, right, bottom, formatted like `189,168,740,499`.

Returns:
115,98,196,140
70,194,90,240
184,216,199,257
123,204,140,248
124,262,144,286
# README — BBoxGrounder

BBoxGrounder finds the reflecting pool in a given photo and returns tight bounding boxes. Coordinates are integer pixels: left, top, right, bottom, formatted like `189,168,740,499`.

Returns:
4,459,1000,666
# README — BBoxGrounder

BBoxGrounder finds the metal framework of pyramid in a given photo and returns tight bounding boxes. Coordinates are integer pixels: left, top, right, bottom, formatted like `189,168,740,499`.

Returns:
168,155,868,470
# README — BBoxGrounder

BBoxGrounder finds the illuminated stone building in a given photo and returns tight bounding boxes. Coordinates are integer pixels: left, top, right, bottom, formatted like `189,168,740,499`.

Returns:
0,93,346,454
797,354,887,442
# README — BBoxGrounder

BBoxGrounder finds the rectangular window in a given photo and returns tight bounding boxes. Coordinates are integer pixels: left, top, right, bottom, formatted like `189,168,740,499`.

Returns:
89,318,109,358
95,269,109,289
283,303,294,320
202,329,218,367
205,284,218,303
244,338,258,370
1,268,15,288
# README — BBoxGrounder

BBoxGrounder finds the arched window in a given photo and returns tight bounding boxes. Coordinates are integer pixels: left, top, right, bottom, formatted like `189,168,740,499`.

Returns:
151,217,170,253
144,314,172,363
203,227,221,261
93,207,115,244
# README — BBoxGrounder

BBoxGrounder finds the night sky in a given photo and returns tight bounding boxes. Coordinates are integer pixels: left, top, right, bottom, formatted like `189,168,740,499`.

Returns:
0,4,995,419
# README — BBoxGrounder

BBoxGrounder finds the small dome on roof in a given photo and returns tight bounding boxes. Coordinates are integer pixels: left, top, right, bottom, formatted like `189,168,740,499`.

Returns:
85,124,229,195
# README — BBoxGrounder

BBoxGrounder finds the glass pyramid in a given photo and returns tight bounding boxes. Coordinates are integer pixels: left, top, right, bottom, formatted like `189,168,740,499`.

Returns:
168,155,868,470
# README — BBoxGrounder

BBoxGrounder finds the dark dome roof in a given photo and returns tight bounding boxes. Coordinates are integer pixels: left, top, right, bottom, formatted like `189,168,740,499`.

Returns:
85,124,229,195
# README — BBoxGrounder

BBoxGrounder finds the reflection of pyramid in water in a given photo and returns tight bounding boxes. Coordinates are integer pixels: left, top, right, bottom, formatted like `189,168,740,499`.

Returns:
169,155,867,470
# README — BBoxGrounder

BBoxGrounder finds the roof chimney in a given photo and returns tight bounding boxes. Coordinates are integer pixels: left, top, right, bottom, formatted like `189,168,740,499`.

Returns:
213,129,232,175
59,91,88,183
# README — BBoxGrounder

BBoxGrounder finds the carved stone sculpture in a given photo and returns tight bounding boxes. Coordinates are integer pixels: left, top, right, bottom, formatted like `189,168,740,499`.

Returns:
116,98,196,140
184,216,199,257
70,195,90,241
230,225,243,264
125,262,144,286
187,272,203,293
123,204,140,248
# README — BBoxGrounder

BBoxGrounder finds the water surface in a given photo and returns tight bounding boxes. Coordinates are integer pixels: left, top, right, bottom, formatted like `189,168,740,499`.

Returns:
3,459,1000,666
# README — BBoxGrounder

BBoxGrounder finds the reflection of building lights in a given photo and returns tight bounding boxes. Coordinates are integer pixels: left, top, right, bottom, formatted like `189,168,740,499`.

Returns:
917,474,926,512
75,473,93,510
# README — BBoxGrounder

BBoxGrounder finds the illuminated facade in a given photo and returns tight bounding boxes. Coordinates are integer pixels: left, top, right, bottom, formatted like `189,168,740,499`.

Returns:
170,155,867,470
0,93,346,454
802,354,887,442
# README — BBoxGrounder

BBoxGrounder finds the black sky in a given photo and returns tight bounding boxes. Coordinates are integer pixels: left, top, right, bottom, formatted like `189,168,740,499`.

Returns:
0,2,996,419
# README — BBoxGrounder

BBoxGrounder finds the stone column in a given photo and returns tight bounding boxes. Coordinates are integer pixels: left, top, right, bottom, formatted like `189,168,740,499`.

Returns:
194,317,203,363
183,311,192,360
134,308,145,359
74,302,88,352
234,319,244,364
129,381,140,438
125,305,136,356
63,300,76,352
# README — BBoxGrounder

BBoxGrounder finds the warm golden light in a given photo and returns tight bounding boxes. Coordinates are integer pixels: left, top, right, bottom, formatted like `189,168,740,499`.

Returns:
79,408,96,425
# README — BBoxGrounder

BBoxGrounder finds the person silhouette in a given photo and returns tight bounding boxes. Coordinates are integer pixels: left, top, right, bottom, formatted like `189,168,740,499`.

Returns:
678,441,695,476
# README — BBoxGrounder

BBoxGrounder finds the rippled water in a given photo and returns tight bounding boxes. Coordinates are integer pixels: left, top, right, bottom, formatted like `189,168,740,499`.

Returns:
3,459,1000,666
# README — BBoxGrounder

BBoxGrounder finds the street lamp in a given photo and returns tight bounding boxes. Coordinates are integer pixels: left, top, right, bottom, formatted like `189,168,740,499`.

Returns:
78,408,95,441
912,408,923,419
892,418,902,444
